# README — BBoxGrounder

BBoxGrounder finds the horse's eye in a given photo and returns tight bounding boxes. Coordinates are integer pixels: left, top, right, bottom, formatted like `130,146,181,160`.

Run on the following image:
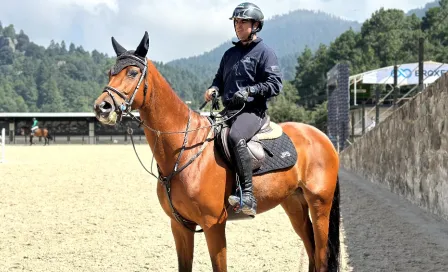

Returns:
128,70,138,77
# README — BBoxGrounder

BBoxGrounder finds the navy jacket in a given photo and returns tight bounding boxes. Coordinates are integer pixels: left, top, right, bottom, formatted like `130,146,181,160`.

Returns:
209,38,283,111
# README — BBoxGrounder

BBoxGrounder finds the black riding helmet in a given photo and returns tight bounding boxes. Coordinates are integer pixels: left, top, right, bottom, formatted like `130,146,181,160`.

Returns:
229,2,264,39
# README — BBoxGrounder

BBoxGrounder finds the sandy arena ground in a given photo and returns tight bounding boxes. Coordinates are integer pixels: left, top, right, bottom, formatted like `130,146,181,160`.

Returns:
0,144,354,272
2,144,448,271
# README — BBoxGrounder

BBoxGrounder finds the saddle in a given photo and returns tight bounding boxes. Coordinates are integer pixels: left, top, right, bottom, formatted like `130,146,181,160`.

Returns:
213,114,297,176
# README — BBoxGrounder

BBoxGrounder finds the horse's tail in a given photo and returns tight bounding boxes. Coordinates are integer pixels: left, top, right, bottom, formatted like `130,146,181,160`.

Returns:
46,130,53,140
326,175,340,271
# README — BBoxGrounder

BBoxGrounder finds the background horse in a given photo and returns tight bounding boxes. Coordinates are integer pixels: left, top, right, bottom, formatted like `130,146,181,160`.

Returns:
93,32,340,272
20,126,53,145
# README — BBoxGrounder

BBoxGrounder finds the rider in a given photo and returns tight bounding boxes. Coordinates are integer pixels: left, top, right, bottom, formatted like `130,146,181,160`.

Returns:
204,2,283,216
31,117,38,136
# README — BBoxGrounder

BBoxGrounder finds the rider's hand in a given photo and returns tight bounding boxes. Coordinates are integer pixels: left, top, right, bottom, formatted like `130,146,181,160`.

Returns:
231,88,250,106
204,88,217,102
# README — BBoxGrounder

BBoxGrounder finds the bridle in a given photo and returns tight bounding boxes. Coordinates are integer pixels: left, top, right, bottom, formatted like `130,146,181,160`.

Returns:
102,54,149,120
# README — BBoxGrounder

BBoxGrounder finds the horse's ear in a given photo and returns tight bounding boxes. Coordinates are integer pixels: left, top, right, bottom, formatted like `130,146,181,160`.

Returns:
111,36,127,56
135,31,149,58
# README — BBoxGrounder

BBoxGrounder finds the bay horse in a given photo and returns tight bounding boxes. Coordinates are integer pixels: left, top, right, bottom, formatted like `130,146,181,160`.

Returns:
20,126,53,145
93,31,341,272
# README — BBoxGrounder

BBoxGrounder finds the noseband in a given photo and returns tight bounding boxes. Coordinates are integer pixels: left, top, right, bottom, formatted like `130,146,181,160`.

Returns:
103,54,148,118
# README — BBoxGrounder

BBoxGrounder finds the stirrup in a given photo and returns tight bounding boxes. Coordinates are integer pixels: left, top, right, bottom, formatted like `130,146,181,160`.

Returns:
228,195,257,216
228,180,257,216
228,180,244,213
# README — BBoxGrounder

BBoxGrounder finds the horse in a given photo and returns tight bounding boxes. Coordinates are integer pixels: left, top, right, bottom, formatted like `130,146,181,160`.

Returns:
93,31,341,272
20,126,53,145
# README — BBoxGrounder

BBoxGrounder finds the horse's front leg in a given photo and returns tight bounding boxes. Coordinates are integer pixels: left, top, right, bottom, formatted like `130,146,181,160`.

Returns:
171,219,195,272
204,222,227,272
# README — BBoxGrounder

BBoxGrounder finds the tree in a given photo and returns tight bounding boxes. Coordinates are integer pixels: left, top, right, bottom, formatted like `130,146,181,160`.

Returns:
60,41,67,54
293,46,313,106
328,28,363,73
2,24,16,39
309,101,328,132
16,30,30,52
268,81,310,123
14,96,28,111
293,44,330,109
24,43,46,59
422,0,448,61
359,8,422,67
69,43,76,53
39,78,63,112
0,82,20,111
36,60,52,88
0,47,14,65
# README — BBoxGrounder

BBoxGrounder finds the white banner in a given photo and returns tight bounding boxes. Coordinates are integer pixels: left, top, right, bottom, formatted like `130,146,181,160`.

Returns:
361,62,448,86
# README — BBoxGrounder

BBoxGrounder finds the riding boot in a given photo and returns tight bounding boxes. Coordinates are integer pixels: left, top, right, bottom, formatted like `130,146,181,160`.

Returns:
228,139,257,216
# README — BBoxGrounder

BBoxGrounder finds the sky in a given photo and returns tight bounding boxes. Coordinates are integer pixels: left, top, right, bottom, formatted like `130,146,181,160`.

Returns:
0,0,435,62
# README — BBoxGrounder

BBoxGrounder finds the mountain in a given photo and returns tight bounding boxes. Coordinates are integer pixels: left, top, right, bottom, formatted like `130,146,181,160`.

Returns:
407,1,439,18
166,9,361,82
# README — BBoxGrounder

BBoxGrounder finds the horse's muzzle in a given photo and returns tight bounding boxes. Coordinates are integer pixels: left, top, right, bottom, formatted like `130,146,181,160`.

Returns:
94,98,118,125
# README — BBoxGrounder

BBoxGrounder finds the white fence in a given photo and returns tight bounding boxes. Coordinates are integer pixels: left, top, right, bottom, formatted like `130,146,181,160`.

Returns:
0,128,5,163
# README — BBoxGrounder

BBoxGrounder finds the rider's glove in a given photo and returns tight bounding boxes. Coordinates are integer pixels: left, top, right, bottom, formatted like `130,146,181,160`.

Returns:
232,86,257,106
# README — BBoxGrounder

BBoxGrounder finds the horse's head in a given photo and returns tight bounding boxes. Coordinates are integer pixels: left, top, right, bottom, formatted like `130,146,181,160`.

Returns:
94,31,150,126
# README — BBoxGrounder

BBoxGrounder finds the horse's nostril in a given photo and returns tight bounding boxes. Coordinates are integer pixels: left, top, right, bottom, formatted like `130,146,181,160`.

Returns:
97,101,113,113
102,101,112,110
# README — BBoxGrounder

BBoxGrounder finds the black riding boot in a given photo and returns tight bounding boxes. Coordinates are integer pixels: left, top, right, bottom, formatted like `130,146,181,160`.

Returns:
228,139,257,215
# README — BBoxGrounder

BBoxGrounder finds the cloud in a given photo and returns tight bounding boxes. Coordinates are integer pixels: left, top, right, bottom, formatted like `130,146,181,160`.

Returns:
0,0,435,62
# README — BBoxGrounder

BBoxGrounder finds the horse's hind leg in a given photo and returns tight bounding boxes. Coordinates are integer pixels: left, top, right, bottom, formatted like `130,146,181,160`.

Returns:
281,189,316,272
171,219,195,272
304,171,340,272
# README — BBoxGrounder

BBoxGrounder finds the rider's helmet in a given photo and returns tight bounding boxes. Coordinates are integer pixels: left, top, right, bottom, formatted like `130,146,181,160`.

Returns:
32,117,36,121
229,2,264,33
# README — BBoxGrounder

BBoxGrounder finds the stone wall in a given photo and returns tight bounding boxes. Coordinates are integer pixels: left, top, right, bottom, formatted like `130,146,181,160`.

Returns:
340,73,448,220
